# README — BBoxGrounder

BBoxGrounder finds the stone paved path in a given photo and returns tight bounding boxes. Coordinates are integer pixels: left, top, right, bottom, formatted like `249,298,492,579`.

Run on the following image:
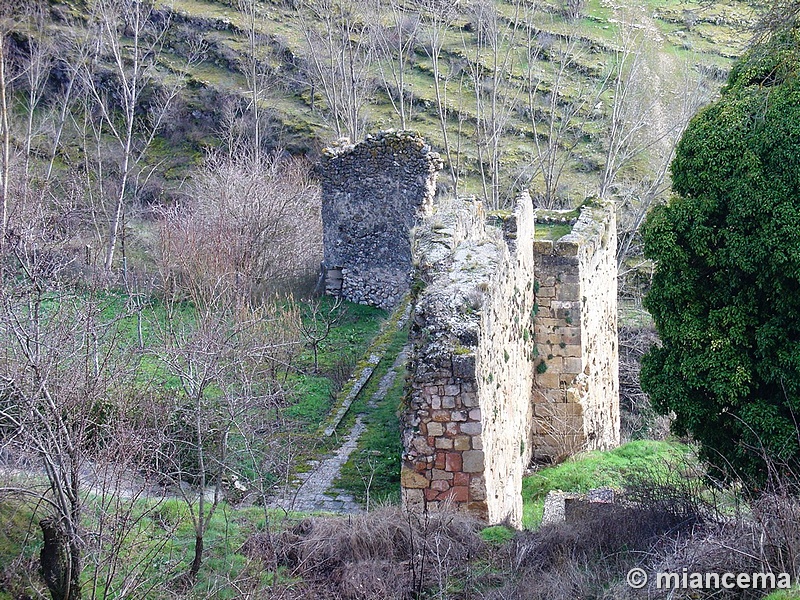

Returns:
269,346,409,514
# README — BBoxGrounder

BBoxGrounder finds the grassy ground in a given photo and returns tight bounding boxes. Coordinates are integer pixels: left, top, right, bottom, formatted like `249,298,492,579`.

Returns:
521,439,696,528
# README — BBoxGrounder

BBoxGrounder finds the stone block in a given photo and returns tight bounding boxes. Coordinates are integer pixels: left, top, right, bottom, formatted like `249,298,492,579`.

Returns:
453,436,471,451
441,396,456,409
401,467,429,489
535,372,561,389
468,408,481,421
461,393,479,408
435,437,453,449
431,396,441,409
454,471,470,486
431,410,450,422
452,354,476,379
427,422,444,437
432,468,453,480
472,435,483,450
564,357,583,374
446,486,469,503
431,479,451,492
443,384,460,396
556,283,581,300
403,488,424,507
462,450,485,473
451,410,467,422
469,475,487,501
445,452,463,472
460,421,482,435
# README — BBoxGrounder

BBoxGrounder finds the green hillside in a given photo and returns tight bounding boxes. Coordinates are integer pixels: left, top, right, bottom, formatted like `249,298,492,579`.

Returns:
12,0,760,211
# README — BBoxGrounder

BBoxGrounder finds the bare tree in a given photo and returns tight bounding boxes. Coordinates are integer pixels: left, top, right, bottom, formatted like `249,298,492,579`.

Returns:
418,0,461,193
523,26,609,207
370,0,419,130
300,295,344,372
149,281,302,581
0,235,150,600
301,0,375,141
82,0,184,273
463,0,525,208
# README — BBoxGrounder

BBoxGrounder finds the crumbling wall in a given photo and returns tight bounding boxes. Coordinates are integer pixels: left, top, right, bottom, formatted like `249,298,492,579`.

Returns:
319,131,443,309
531,201,619,461
402,194,536,527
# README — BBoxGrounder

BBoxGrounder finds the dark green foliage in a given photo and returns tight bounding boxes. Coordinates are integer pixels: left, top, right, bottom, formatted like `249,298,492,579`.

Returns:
641,22,800,484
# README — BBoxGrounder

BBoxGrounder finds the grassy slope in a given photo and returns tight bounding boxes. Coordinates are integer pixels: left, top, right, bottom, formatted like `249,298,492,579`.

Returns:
31,0,759,202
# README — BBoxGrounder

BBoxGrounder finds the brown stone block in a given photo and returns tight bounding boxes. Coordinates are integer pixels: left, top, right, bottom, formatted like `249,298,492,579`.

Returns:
434,453,446,470
536,372,561,389
445,486,469,503
445,452,463,472
453,472,470,486
401,467,430,489
466,501,489,520
446,422,461,435
453,435,471,451
424,488,439,502
431,410,450,422
551,344,582,358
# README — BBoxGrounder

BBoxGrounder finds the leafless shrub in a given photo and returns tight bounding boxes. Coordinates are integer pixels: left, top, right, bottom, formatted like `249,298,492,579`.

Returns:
271,506,484,598
158,150,322,307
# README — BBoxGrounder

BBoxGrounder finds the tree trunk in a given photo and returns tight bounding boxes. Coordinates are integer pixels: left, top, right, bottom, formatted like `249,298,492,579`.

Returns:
189,535,204,578
40,517,82,600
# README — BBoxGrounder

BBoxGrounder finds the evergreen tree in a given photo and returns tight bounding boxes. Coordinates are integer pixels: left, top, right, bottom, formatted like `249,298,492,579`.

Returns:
641,18,800,484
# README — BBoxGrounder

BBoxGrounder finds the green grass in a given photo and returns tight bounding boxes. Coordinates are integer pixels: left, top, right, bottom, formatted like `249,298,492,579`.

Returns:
522,440,694,528
765,589,800,599
334,316,411,506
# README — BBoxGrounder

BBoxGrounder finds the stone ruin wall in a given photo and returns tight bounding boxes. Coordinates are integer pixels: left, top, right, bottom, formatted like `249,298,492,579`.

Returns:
531,203,620,461
319,131,442,309
402,198,619,527
402,194,537,528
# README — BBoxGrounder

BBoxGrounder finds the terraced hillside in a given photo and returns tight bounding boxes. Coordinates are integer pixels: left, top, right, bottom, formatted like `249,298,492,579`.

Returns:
21,0,759,212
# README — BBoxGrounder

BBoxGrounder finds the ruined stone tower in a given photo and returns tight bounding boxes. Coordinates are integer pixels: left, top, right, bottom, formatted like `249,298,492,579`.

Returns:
319,131,443,309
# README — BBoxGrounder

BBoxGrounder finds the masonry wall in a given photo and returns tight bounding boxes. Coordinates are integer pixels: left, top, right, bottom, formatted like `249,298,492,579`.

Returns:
531,202,620,461
319,131,443,309
402,194,536,527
